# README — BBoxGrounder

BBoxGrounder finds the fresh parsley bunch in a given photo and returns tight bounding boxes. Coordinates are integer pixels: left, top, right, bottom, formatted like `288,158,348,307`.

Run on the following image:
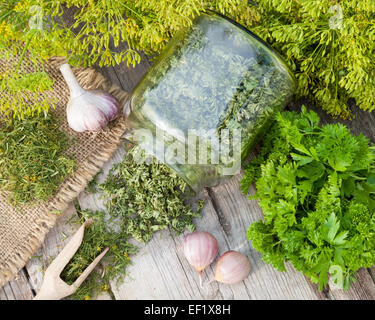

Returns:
242,106,375,290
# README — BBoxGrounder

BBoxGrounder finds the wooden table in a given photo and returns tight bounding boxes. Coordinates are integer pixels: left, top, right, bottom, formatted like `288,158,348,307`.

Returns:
2,52,375,301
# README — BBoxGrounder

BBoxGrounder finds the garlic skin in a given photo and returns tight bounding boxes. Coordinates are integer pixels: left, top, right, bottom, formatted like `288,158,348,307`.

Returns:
183,231,219,274
212,250,250,284
60,63,119,132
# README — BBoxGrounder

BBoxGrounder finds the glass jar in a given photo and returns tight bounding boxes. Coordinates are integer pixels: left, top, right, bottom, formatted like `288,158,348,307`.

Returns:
124,11,295,192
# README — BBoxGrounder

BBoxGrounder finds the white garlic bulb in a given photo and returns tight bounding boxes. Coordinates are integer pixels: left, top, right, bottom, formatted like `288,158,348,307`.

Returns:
183,231,219,287
60,63,119,132
211,250,250,284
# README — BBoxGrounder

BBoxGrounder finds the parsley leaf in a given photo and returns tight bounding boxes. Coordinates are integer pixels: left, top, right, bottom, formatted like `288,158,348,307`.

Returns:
243,106,375,290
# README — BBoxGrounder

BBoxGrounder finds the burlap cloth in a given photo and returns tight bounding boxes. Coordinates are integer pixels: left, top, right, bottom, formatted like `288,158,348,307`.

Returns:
0,56,130,288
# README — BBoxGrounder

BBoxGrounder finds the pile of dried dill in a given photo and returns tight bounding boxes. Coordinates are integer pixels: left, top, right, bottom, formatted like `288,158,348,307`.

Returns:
0,114,75,205
62,145,204,300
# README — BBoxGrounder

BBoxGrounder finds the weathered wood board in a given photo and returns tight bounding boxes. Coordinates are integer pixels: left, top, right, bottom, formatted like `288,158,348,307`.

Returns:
0,269,34,300
3,44,375,300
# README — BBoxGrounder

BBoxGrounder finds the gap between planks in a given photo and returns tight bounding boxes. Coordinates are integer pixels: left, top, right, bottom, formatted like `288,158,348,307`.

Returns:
0,268,34,300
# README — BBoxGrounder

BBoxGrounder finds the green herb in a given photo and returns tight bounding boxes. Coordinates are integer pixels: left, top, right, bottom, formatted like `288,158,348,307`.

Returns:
252,0,375,118
0,1,260,68
127,12,294,191
61,207,137,300
0,114,75,205
100,145,203,241
62,146,204,299
0,67,55,120
87,172,100,194
3,1,373,119
0,29,56,120
242,106,375,290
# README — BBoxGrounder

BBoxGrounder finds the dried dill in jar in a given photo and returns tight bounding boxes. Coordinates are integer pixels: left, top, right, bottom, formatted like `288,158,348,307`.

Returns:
125,11,295,192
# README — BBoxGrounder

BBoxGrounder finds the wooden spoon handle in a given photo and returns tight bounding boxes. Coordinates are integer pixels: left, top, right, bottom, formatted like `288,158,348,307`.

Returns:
33,219,95,300
46,219,93,276
73,247,109,288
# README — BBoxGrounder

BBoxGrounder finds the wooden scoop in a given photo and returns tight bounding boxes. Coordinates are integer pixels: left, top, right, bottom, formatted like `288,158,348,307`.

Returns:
34,219,109,300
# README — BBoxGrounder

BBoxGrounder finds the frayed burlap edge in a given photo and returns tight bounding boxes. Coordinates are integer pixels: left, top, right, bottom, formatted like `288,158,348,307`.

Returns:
0,57,130,288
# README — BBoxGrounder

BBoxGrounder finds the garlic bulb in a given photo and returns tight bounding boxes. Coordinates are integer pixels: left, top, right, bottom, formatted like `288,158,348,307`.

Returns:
211,250,250,285
183,231,219,287
60,63,119,132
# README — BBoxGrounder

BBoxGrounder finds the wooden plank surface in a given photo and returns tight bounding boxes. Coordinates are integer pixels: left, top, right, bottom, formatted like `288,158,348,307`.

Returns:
3,46,375,300
0,269,34,300
77,58,375,299
76,135,375,300
207,175,326,300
